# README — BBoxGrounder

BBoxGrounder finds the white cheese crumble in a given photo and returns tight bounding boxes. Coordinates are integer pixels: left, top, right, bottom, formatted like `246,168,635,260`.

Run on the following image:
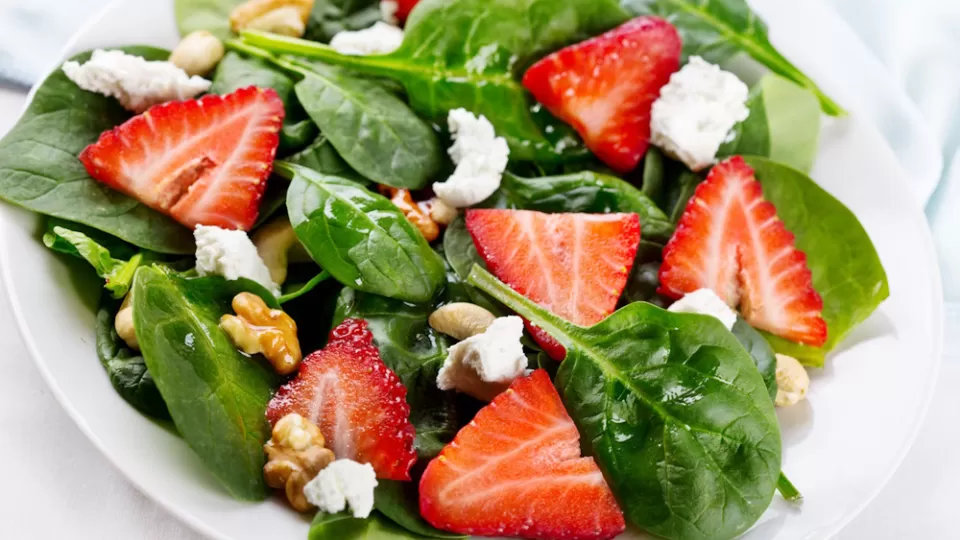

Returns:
380,0,400,26
650,56,750,171
194,226,281,297
433,108,510,208
62,49,211,113
329,22,404,56
668,288,738,330
437,316,527,401
304,459,378,518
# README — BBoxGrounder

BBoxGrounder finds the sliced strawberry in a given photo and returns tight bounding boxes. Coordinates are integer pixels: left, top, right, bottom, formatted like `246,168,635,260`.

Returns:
393,0,419,22
420,370,625,540
522,17,681,173
266,319,417,480
80,86,284,231
466,209,640,360
659,157,828,346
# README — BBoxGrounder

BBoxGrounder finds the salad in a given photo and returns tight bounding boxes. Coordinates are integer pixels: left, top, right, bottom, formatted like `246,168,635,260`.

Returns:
0,0,890,539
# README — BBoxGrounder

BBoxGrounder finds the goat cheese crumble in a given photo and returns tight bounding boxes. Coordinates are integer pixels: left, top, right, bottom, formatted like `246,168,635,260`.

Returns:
650,56,750,171
433,108,510,208
329,22,404,56
437,316,527,401
303,459,378,518
380,0,400,26
194,226,281,297
668,288,738,330
62,49,211,113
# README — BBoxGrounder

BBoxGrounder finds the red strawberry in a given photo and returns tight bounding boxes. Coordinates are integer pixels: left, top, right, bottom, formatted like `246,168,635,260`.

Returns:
466,209,640,360
80,86,284,231
522,17,681,173
420,370,625,540
393,0,419,22
659,157,827,346
266,319,417,480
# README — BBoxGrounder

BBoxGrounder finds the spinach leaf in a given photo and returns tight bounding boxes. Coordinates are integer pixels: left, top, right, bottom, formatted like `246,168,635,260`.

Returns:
620,240,670,307
305,0,383,43
745,156,888,365
469,265,782,540
719,74,821,173
334,288,457,458
280,119,320,154
309,511,419,539
132,267,279,500
42,217,138,260
44,225,146,298
640,147,666,202
0,47,193,254
288,136,369,184
494,172,674,244
374,480,466,538
291,62,443,190
281,162,445,303
732,317,777,401
441,217,505,316
95,295,170,420
278,270,331,304
239,0,630,162
620,0,843,115
174,0,244,40
663,169,703,223
252,175,289,229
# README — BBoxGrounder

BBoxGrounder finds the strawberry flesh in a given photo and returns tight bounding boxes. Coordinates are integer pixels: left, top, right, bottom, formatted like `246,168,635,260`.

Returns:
394,0,419,22
466,209,640,360
266,319,417,480
659,157,828,346
522,17,681,173
80,86,284,231
420,370,625,540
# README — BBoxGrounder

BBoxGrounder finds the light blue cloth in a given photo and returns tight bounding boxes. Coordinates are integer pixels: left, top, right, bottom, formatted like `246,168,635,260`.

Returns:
0,0,956,298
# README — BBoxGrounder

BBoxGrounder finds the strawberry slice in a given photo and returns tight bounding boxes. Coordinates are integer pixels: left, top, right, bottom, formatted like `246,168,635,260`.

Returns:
466,209,640,360
522,17,681,173
393,0,419,22
80,86,284,231
266,319,417,480
659,157,828,346
420,370,625,540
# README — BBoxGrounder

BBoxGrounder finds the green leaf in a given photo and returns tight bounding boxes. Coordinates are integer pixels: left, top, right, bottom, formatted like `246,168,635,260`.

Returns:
441,217,505,316
132,267,279,500
334,288,457,459
279,270,331,303
239,0,630,162
281,162,445,303
620,240,670,307
44,225,147,298
640,147,667,202
620,0,844,115
305,0,384,43
732,317,777,401
287,135,368,184
95,295,170,420
664,169,704,223
292,63,443,189
0,47,193,254
280,119,320,154
309,511,420,539
211,51,295,105
719,74,821,173
494,171,674,244
744,156,888,365
174,0,243,40
374,481,467,538
469,265,782,540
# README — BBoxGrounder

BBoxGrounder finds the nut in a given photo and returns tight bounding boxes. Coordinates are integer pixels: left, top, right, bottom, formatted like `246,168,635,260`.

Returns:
379,185,440,242
427,197,458,226
168,30,225,76
115,291,139,351
230,0,313,35
252,216,311,285
264,413,335,512
775,354,810,407
220,292,302,375
429,302,496,341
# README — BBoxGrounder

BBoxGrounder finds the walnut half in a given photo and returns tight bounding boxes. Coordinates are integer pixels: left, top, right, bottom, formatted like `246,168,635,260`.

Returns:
379,185,440,242
264,413,335,512
220,292,302,375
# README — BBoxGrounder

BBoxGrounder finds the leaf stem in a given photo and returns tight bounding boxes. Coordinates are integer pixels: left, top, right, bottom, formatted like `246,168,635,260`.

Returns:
777,472,802,502
239,30,400,79
278,271,330,304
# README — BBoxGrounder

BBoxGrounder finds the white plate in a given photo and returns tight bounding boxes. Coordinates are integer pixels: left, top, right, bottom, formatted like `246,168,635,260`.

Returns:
0,1,943,539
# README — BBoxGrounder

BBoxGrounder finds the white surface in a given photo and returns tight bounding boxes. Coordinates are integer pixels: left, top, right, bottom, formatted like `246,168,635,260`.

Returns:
0,3,951,540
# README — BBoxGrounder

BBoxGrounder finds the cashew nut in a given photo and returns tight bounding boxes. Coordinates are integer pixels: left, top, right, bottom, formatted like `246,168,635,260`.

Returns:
379,185,440,242
220,292,302,375
264,413,335,512
429,303,496,341
427,197,458,227
230,0,314,36
775,354,810,407
115,291,139,351
252,216,311,285
168,31,225,77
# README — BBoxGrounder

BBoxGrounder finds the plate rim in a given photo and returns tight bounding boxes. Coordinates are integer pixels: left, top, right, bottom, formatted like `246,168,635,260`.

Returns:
0,1,945,539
